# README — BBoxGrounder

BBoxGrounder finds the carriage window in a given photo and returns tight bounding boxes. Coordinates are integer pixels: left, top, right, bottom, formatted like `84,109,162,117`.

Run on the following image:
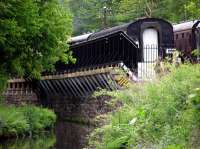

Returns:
176,34,178,39
24,83,27,88
182,33,184,38
19,82,22,88
10,83,13,88
189,34,192,43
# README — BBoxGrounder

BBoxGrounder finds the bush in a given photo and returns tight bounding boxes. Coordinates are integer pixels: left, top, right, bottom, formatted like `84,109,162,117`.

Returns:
0,105,29,138
0,105,56,138
23,106,56,134
89,64,200,149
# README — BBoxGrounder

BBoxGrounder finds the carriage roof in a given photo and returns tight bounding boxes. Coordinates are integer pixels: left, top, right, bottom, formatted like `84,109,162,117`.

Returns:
173,20,200,32
69,18,172,45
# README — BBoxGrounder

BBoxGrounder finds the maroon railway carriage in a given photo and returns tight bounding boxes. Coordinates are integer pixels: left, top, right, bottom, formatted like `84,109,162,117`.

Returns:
173,20,200,59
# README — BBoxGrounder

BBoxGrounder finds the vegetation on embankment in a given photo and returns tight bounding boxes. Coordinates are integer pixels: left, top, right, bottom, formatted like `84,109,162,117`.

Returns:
0,105,56,138
89,64,200,149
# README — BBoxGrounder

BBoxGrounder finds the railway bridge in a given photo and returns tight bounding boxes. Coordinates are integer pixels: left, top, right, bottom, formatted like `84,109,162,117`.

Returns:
4,61,135,102
3,18,174,120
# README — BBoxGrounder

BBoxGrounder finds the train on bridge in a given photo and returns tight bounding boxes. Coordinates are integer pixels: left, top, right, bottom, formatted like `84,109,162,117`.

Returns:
62,18,174,79
4,18,200,101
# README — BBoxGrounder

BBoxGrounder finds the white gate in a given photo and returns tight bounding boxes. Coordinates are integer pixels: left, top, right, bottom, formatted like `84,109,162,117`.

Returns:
138,28,159,80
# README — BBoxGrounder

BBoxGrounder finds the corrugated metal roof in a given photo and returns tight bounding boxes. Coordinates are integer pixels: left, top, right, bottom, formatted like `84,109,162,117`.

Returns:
68,23,131,45
88,23,131,40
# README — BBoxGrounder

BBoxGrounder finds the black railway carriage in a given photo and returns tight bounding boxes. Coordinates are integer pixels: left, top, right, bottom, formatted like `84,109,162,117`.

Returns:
66,31,138,72
89,18,174,49
56,18,174,74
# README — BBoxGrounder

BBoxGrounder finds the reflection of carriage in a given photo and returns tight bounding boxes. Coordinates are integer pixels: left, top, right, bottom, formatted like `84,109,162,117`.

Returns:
57,18,174,80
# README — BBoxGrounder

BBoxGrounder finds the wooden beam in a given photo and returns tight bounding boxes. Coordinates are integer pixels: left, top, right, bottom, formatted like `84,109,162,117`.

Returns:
55,80,67,96
63,79,78,97
78,77,92,95
84,76,95,93
39,81,50,95
67,78,84,97
46,80,57,95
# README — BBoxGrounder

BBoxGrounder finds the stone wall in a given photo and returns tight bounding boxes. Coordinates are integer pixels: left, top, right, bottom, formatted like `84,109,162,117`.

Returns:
42,95,114,124
3,82,39,105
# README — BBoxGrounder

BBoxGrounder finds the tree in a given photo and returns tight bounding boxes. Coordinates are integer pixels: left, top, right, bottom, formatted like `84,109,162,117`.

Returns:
0,0,72,81
68,0,200,35
185,0,200,20
68,0,118,35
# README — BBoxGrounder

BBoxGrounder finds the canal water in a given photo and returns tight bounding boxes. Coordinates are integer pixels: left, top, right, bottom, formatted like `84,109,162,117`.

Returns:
0,120,92,149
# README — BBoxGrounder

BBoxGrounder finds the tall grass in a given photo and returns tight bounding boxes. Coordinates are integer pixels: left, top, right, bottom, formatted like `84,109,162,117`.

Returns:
0,105,56,138
89,64,200,149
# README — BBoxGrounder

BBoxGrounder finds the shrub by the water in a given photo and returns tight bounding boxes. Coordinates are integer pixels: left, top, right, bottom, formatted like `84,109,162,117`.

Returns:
0,105,56,138
89,64,200,149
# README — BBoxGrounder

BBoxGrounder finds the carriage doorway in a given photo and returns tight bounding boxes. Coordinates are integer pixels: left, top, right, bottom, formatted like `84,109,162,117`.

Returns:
138,28,159,80
142,28,158,62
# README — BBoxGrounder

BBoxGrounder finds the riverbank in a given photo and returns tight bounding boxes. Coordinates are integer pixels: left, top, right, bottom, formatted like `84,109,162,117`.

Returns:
0,104,56,138
89,64,200,148
0,120,92,149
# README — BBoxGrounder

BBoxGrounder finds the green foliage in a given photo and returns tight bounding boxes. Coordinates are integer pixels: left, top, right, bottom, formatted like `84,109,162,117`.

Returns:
0,0,72,79
68,0,107,35
0,105,56,138
68,0,200,35
185,0,200,20
189,88,200,110
89,64,200,148
0,73,7,101
23,106,57,134
192,49,200,58
0,105,29,138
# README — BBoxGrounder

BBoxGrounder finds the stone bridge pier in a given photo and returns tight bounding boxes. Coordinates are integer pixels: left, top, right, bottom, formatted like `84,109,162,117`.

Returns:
3,80,38,105
3,63,134,123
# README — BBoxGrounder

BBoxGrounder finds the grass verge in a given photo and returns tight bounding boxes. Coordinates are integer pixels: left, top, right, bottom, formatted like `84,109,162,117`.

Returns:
89,64,200,149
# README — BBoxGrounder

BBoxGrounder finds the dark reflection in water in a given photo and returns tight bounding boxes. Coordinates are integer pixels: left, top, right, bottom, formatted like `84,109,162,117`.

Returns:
0,133,56,149
54,121,92,149
0,121,92,149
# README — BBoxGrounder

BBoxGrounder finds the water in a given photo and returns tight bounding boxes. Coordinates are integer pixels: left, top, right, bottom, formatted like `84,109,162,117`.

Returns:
0,121,92,149
54,121,92,149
